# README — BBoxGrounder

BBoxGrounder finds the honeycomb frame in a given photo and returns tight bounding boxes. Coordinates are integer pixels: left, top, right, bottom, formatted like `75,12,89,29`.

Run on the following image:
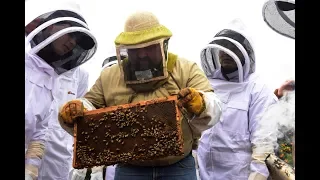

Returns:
73,96,184,169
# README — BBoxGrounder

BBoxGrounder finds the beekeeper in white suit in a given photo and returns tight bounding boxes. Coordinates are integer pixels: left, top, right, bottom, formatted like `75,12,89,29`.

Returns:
197,19,278,180
25,0,97,179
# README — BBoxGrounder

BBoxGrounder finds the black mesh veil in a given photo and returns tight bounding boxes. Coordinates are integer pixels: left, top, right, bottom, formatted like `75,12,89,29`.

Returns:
25,10,97,75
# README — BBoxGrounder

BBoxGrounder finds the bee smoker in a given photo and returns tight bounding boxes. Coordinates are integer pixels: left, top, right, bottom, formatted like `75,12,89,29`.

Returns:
265,153,295,180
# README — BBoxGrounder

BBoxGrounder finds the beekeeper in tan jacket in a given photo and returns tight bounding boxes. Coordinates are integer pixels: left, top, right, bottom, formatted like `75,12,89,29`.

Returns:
58,11,222,180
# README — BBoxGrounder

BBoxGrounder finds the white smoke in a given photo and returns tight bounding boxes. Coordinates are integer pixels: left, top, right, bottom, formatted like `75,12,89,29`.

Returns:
252,90,295,154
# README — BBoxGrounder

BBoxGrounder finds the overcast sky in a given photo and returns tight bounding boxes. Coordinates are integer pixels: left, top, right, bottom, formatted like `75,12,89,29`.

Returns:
75,0,294,90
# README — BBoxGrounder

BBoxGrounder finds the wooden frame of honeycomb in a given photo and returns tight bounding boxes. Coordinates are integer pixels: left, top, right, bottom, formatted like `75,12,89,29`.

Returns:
73,96,184,169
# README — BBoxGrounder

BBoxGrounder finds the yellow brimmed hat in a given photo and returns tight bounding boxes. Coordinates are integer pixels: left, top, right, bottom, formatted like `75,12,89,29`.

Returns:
115,11,172,46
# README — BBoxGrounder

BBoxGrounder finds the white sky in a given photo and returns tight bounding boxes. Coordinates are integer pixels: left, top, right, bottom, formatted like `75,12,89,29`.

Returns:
77,0,295,90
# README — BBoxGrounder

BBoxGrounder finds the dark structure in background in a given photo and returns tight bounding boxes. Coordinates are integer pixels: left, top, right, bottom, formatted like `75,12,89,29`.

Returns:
262,0,295,39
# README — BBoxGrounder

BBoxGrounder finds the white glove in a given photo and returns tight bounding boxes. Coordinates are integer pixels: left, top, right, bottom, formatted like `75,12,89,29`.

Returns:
90,166,104,180
70,168,87,180
248,172,267,180
25,174,33,180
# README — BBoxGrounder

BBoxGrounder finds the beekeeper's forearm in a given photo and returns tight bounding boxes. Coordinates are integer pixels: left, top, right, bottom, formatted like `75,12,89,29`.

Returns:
25,140,45,179
249,86,278,178
250,117,273,178
25,113,49,179
189,91,222,137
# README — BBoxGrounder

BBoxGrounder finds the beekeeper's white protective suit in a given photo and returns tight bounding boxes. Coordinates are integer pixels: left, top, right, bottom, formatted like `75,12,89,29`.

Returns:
38,67,90,180
25,0,97,179
197,19,278,180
